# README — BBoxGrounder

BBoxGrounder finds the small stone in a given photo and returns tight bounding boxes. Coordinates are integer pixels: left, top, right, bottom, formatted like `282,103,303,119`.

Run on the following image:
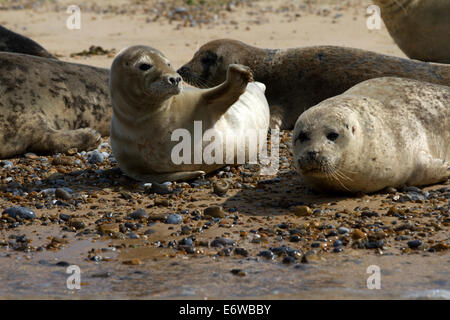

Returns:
333,240,343,247
55,261,70,267
59,213,72,222
407,239,422,249
55,188,72,200
88,150,104,164
210,237,235,247
351,229,366,240
282,256,296,264
258,250,274,259
147,182,172,195
294,205,312,217
70,219,86,230
3,207,36,220
126,232,140,239
338,227,350,234
230,269,247,277
167,214,183,224
204,206,225,218
289,235,301,243
213,180,229,196
129,209,148,220
234,247,249,257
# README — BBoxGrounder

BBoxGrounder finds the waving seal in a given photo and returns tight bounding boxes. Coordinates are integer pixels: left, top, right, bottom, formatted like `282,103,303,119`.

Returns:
0,25,55,59
110,46,269,183
373,0,450,63
292,77,450,194
0,52,111,158
178,39,450,129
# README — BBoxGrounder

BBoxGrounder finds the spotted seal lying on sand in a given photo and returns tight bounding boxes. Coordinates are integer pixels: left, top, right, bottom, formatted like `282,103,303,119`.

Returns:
178,39,450,129
110,45,269,183
0,52,111,158
292,77,450,194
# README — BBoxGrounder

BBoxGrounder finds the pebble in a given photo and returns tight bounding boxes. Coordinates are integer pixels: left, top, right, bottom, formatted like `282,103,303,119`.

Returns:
230,269,247,277
147,182,172,195
167,214,183,224
234,247,249,257
126,232,140,239
3,206,36,220
204,206,226,218
88,150,104,164
69,219,86,230
0,160,14,169
282,256,296,264
128,208,148,220
294,205,312,217
55,188,72,200
258,250,274,259
407,239,422,249
338,227,350,234
333,240,343,247
210,237,235,248
213,180,229,196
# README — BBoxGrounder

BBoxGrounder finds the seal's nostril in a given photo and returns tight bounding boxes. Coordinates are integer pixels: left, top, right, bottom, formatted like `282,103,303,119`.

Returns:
169,77,177,86
176,77,182,85
308,151,319,160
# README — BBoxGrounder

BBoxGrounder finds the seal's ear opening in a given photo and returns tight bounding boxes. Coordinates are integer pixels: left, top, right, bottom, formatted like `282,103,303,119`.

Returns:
352,126,356,135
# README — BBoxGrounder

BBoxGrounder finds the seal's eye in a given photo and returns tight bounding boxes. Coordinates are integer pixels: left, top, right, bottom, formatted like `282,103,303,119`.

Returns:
167,62,171,67
139,63,152,71
327,132,339,141
295,131,309,143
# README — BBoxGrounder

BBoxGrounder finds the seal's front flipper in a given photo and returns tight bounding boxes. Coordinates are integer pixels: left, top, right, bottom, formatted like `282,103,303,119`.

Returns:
30,127,101,155
132,170,206,183
202,64,254,115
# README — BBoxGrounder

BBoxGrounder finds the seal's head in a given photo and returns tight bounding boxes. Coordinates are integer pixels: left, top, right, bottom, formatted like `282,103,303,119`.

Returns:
110,45,182,113
178,39,248,88
292,98,362,191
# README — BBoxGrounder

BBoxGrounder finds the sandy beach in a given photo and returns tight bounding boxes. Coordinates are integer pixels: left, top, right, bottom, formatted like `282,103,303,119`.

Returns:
0,0,448,299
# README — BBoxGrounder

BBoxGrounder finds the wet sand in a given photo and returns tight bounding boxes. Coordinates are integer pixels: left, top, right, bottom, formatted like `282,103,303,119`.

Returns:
0,0,449,299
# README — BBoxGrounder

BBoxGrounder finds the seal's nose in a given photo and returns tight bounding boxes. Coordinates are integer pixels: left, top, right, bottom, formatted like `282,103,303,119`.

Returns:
169,76,182,86
307,151,319,160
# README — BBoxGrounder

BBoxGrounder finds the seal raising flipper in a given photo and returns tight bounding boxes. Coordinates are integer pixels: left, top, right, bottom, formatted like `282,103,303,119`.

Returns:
110,46,269,183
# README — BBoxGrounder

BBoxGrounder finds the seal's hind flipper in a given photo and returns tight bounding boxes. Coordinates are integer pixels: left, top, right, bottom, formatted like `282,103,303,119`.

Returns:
30,127,101,155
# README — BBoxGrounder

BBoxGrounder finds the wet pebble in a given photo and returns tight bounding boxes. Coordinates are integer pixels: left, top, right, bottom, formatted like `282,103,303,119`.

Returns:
147,182,172,195
88,150,104,164
3,206,36,220
407,239,422,249
210,237,235,248
128,209,148,220
258,250,274,259
55,188,72,200
338,227,350,234
167,214,183,224
204,206,225,218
